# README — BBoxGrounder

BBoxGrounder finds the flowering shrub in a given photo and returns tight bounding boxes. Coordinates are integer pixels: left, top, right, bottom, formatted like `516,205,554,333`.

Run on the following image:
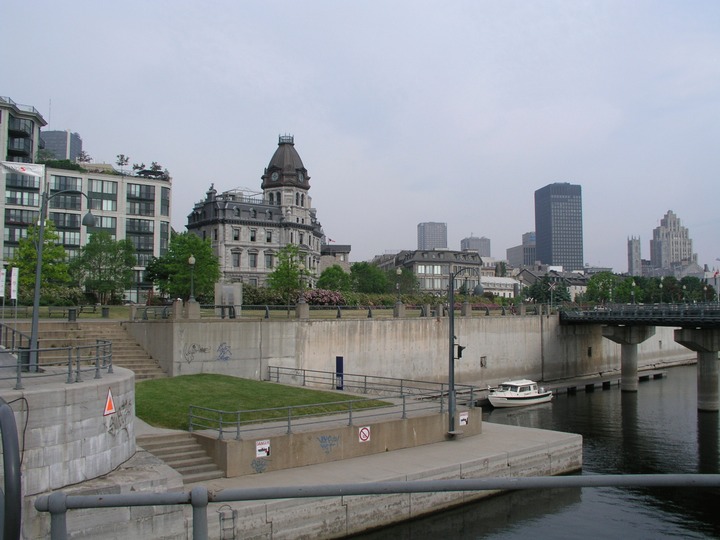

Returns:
303,289,345,306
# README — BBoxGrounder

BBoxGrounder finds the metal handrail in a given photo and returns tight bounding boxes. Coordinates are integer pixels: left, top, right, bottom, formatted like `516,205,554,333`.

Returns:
0,339,112,390
267,365,477,402
188,392,445,440
34,475,720,540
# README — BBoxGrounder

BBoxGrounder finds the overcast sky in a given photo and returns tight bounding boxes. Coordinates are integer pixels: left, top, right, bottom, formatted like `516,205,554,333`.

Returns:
4,1,719,272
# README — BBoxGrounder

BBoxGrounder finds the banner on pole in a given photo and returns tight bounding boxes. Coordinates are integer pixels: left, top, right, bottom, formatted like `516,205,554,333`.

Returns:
0,161,45,178
0,268,5,298
10,268,18,301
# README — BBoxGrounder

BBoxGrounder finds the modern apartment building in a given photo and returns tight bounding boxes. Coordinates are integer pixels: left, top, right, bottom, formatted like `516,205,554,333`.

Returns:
460,235,491,257
186,135,325,286
41,130,83,161
534,182,583,271
417,222,447,250
1,96,46,164
1,164,172,301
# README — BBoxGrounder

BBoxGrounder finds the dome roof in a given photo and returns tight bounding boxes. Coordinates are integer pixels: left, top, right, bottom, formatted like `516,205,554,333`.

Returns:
268,135,305,172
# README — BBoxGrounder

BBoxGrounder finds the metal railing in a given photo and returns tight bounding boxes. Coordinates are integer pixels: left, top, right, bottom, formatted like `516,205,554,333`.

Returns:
188,392,444,440
560,302,720,328
0,327,112,390
34,474,720,540
267,365,478,401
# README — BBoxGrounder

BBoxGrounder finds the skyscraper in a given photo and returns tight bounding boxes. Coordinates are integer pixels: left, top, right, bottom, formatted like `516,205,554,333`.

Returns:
417,222,447,250
628,236,642,276
42,130,83,161
650,210,696,270
460,235,491,257
534,183,583,271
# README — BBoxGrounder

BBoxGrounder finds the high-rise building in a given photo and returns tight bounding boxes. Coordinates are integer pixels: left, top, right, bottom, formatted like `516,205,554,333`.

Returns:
417,222,447,250
460,235,491,257
186,135,326,286
650,210,696,270
0,96,46,163
627,236,642,276
506,231,536,268
534,183,583,271
42,130,83,161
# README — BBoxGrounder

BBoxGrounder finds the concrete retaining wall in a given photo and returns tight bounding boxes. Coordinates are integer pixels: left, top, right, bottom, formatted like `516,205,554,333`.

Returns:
195,408,482,477
124,315,694,385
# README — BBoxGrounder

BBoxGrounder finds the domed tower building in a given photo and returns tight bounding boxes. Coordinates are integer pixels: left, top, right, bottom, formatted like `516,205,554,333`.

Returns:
187,135,324,286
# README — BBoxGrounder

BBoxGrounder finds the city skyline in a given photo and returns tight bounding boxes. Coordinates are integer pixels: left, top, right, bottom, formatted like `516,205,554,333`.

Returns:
3,1,719,272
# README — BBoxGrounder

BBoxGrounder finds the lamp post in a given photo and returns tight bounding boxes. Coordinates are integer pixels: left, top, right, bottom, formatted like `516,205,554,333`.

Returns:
631,280,636,305
659,277,664,304
30,187,95,371
682,284,687,304
395,267,402,303
188,254,196,302
447,266,481,435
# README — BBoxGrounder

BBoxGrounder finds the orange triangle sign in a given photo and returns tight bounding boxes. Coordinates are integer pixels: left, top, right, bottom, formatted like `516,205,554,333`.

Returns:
104,388,116,416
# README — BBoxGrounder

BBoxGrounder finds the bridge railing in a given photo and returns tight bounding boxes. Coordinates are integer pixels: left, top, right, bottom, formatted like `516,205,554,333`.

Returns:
559,302,720,327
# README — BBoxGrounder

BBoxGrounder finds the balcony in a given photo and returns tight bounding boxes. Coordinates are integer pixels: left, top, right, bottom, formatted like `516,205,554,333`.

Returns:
7,137,33,157
8,118,34,137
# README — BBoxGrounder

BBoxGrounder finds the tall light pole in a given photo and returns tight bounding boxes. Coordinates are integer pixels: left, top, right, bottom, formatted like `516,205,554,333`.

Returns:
447,266,481,435
395,267,402,303
631,280,636,305
30,186,95,371
188,254,196,302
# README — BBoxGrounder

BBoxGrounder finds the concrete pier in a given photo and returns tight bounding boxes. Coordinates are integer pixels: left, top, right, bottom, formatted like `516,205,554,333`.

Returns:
675,328,720,411
602,326,656,392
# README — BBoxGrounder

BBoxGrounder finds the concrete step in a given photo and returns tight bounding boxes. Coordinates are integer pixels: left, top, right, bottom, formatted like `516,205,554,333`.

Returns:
137,433,225,483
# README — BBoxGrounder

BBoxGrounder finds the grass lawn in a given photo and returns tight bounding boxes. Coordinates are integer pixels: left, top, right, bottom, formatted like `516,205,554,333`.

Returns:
136,374,389,430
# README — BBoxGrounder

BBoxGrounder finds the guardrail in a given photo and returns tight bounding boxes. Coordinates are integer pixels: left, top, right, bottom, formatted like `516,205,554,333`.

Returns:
560,302,720,328
267,365,478,401
0,331,112,390
188,393,443,440
34,474,720,540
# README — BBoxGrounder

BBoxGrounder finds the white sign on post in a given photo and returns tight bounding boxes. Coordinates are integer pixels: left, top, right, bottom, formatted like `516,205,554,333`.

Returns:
0,268,5,298
10,268,18,301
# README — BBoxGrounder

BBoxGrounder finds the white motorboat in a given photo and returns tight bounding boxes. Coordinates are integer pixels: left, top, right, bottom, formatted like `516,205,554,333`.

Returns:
487,379,553,408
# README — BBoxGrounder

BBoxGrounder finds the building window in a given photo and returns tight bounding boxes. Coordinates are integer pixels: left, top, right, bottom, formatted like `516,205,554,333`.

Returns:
299,233,304,244
269,193,274,205
161,187,170,216
249,253,257,268
250,229,256,242
213,228,218,241
233,228,240,241
265,253,273,268
232,252,240,267
5,190,39,206
266,230,272,243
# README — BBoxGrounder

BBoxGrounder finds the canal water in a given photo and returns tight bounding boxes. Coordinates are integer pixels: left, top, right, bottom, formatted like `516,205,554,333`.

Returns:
355,364,720,539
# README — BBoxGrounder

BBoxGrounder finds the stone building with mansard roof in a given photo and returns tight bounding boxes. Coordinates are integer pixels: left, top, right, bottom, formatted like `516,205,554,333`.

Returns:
186,135,327,286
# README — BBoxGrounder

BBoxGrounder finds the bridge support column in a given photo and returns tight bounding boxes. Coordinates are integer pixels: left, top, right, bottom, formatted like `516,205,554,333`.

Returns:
675,328,720,412
602,326,656,392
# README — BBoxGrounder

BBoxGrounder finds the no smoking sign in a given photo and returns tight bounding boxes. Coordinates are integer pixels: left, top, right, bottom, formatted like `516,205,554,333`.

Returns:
358,426,371,443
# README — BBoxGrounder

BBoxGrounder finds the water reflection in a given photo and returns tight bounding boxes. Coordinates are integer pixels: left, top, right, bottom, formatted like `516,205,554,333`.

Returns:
353,365,720,539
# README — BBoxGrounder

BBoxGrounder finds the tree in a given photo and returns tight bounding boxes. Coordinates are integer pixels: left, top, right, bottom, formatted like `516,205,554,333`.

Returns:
266,245,306,313
69,232,136,304
145,232,220,301
523,275,570,305
8,221,77,305
76,150,92,163
386,268,420,295
317,265,352,291
350,262,388,294
584,272,620,304
116,154,130,173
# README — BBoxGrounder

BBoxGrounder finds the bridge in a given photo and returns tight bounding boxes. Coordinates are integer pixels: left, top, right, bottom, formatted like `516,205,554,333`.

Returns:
560,303,720,411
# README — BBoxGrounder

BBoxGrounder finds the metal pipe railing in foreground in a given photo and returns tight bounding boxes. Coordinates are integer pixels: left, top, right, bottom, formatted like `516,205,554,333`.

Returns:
35,474,720,540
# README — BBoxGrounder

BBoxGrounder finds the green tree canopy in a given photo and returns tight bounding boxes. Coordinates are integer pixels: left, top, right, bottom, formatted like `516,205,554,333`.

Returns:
387,267,420,296
266,245,307,310
145,232,220,301
522,275,570,305
350,262,388,294
317,264,352,291
584,272,621,303
8,221,76,305
69,232,136,304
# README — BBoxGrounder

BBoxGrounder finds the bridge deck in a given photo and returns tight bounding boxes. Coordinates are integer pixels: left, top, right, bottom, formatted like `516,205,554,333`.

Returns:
560,303,720,328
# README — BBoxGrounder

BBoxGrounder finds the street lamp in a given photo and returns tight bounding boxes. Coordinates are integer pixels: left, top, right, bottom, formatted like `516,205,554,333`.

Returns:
631,280,636,305
447,266,481,435
30,188,95,371
188,254,196,302
395,267,402,303
682,284,687,304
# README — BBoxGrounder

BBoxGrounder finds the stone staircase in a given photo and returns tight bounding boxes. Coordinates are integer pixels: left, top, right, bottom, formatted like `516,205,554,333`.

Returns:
16,320,167,380
136,433,225,484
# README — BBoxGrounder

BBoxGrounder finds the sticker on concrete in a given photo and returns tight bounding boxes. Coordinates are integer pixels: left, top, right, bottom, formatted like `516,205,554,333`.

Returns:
358,426,371,443
103,388,116,416
459,411,469,426
256,439,271,457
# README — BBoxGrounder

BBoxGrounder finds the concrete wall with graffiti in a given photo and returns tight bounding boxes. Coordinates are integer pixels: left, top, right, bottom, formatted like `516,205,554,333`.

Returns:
123,315,693,385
